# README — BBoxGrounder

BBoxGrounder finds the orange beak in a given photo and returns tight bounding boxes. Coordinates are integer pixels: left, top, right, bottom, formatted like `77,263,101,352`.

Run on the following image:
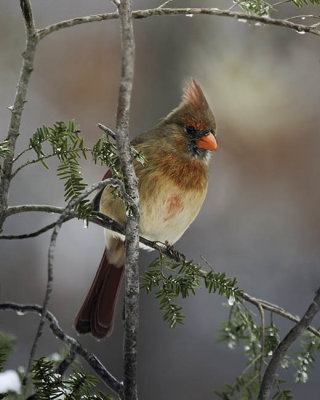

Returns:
196,132,218,151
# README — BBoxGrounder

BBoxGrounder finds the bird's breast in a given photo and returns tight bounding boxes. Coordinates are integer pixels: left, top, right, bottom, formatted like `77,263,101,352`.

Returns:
139,172,208,245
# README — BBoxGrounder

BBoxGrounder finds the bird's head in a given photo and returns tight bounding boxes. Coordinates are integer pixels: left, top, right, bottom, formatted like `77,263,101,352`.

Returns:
165,79,218,160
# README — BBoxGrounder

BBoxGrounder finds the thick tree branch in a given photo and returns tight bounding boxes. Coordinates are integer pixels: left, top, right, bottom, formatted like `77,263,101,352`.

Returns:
0,0,38,231
0,302,123,397
115,1,139,399
19,0,36,34
6,205,64,216
258,288,320,400
37,8,320,40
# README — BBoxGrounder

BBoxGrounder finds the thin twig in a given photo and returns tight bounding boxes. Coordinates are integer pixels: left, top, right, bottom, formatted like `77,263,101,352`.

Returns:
12,149,91,178
242,354,263,377
258,288,320,400
257,302,265,382
0,302,123,396
110,0,120,7
37,8,320,40
116,1,139,399
13,147,31,163
157,0,175,8
0,219,70,240
56,344,77,377
285,14,320,21
241,373,260,395
228,1,240,12
97,123,117,140
0,0,38,231
272,0,290,6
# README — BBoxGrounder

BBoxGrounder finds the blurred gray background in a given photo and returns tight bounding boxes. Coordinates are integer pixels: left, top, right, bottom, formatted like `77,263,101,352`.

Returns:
1,0,320,398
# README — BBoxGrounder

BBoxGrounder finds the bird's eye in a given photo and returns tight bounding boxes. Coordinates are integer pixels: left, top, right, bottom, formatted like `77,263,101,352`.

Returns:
186,126,196,135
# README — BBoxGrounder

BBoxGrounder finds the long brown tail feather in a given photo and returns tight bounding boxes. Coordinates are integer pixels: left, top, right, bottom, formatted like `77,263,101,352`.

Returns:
74,248,125,338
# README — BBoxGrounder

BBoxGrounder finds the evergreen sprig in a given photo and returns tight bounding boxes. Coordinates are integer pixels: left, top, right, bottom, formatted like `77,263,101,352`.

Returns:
141,253,241,328
238,0,276,16
29,121,92,220
0,331,16,372
292,330,320,384
292,0,320,6
32,358,114,400
237,0,320,16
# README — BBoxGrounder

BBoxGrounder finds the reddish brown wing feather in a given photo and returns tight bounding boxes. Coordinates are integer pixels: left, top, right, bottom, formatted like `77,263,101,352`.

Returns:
75,169,125,339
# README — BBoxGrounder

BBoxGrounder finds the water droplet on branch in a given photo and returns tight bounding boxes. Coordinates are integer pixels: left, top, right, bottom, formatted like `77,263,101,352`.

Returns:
228,295,235,306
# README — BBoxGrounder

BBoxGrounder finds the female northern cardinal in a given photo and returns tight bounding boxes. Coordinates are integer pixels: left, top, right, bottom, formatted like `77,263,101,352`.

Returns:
75,79,218,338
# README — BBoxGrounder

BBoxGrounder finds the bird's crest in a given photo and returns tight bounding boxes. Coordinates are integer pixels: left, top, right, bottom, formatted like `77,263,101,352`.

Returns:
183,79,208,110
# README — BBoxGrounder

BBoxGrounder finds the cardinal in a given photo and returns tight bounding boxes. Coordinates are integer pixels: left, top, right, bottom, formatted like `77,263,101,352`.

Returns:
74,79,218,338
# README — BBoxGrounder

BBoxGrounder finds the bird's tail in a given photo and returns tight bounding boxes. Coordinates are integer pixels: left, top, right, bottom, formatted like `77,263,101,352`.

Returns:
74,239,125,338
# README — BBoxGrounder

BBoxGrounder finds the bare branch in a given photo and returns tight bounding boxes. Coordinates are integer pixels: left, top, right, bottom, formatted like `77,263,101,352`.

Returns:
0,0,39,231
116,0,139,398
37,8,320,41
97,123,117,140
19,0,36,34
0,220,69,240
258,288,320,400
56,344,77,377
157,0,175,8
0,302,123,397
6,205,65,216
